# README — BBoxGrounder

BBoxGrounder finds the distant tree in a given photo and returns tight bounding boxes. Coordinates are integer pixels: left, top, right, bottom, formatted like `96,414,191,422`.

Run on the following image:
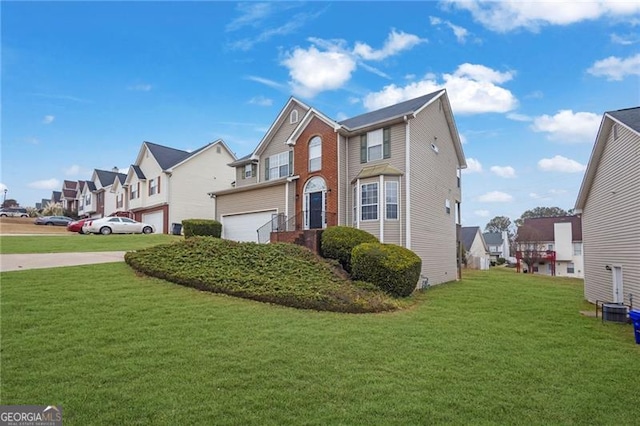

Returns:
2,199,18,208
515,206,569,227
485,216,513,233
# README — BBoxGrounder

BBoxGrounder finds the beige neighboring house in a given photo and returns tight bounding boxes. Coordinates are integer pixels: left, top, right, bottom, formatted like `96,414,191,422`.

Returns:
212,90,466,286
575,106,640,305
461,226,490,270
125,140,236,233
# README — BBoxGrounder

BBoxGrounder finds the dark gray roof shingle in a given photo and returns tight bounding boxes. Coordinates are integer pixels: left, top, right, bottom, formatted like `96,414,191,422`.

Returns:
339,90,444,130
608,107,640,133
95,169,127,188
483,232,503,245
460,226,480,251
132,165,146,179
145,141,193,170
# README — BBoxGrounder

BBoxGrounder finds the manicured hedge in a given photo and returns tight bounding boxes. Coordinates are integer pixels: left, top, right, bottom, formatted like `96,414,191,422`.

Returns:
320,226,378,273
182,219,221,238
351,242,422,297
124,237,400,313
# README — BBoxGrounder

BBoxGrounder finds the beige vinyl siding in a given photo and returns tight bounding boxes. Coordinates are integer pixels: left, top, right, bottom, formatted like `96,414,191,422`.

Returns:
216,183,287,223
582,125,640,305
346,123,407,243
260,103,309,181
409,100,461,285
235,165,257,187
169,144,236,226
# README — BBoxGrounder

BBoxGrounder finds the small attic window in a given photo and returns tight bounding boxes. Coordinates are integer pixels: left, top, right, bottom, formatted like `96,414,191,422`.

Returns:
290,109,299,124
216,146,221,154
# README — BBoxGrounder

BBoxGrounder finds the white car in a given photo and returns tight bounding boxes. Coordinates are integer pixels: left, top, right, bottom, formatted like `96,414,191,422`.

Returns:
82,217,155,235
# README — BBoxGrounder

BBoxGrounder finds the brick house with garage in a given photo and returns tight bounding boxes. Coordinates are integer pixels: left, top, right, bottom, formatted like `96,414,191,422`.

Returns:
211,89,467,286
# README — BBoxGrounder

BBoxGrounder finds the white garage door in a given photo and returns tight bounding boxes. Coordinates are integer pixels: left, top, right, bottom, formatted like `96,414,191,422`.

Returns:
222,210,276,242
142,211,164,234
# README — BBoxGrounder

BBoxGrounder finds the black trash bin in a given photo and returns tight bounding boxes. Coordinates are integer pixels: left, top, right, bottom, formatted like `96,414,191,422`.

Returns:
171,223,182,236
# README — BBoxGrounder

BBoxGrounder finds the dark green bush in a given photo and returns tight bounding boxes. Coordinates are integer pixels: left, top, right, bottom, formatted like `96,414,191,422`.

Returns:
124,237,399,313
351,242,422,298
497,257,506,265
320,226,378,273
182,219,221,238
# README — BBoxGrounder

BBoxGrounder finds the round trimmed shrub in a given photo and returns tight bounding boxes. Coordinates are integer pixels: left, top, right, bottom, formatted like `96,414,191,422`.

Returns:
320,226,378,273
351,242,422,297
182,219,222,238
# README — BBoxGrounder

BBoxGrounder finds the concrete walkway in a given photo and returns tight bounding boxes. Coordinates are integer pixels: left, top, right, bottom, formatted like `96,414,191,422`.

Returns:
0,251,127,272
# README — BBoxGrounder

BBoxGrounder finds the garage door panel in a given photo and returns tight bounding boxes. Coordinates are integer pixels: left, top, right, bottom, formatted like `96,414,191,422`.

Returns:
142,211,164,234
222,210,276,242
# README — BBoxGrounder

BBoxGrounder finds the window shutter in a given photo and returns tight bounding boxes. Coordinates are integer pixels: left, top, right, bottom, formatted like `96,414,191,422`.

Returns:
360,134,367,163
148,180,151,195
383,128,391,159
264,157,270,181
241,167,245,180
137,182,140,198
251,163,257,178
288,151,293,175
157,176,161,194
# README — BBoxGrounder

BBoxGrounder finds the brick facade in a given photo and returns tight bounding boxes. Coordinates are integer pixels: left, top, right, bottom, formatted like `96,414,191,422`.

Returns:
293,117,338,227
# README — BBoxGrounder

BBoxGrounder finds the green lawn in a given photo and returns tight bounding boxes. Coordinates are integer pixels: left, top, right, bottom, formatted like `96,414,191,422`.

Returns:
1,266,638,424
0,234,180,254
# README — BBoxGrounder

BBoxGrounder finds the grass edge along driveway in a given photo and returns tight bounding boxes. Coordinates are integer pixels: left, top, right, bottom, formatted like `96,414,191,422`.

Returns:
1,265,638,425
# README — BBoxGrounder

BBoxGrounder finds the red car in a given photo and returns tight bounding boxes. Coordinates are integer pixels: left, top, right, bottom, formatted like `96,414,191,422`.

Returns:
67,218,90,234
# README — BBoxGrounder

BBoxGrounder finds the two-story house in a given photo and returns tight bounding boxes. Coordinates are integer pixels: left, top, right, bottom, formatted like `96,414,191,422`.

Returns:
575,106,639,305
515,216,584,278
483,231,511,262
124,140,236,234
79,169,127,219
60,180,78,214
212,90,466,286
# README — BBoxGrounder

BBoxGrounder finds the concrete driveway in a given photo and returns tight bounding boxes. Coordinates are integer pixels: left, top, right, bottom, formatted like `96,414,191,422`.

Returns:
0,251,127,272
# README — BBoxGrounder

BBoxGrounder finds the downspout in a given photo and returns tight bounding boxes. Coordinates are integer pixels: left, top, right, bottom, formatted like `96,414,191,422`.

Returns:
285,181,289,220
356,178,361,230
336,130,340,226
404,116,411,249
379,174,384,242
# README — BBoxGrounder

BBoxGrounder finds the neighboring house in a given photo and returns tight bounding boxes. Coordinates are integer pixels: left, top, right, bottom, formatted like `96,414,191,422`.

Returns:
515,216,584,278
483,231,510,262
461,226,490,270
61,180,78,213
86,169,128,219
77,181,91,217
575,106,640,305
111,173,128,216
212,90,466,286
125,140,236,234
50,190,62,205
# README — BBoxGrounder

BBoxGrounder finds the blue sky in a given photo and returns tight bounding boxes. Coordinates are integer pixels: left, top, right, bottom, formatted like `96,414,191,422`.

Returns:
2,1,639,227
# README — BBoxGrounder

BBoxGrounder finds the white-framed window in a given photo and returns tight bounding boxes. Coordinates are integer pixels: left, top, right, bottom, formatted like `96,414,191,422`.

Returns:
268,152,290,180
130,184,137,200
290,109,299,124
149,178,157,196
367,129,383,162
567,263,575,274
85,194,91,204
353,185,358,226
573,242,582,256
445,199,451,214
547,244,554,251
385,181,398,220
309,136,322,172
245,164,252,179
361,183,378,221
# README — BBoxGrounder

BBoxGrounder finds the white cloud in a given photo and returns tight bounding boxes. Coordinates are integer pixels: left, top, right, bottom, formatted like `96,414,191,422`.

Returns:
64,165,82,176
28,178,60,190
282,45,356,98
462,157,483,174
459,133,468,144
538,155,586,173
226,3,273,32
353,29,426,61
610,33,640,45
363,63,517,114
490,165,516,178
531,110,601,143
587,53,640,81
128,84,152,91
529,192,544,200
549,189,568,195
248,96,273,106
477,191,513,202
42,115,55,124
245,76,286,90
506,113,532,122
0,183,7,192
447,0,640,32
430,16,470,43
474,209,490,217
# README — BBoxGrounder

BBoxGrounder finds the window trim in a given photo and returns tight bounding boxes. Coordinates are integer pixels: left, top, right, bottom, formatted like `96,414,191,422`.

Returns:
290,109,299,124
385,181,398,220
266,151,291,181
149,178,157,196
361,182,379,221
573,242,582,256
309,136,322,172
567,262,575,274
445,199,451,215
244,164,252,179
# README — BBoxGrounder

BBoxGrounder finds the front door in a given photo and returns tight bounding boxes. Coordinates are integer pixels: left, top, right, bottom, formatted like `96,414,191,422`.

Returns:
309,192,323,229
